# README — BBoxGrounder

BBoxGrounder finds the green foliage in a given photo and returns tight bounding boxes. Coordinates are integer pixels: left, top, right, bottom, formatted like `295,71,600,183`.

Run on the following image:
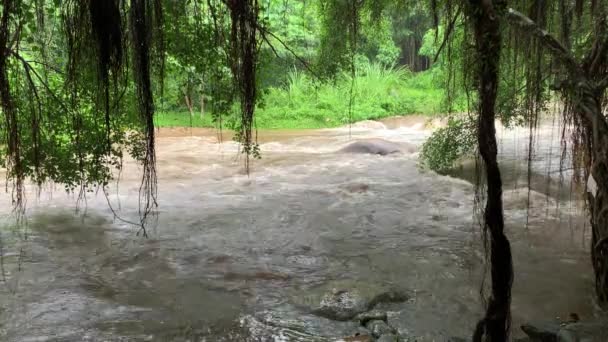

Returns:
420,116,476,173
418,23,472,114
360,11,401,68
0,0,457,197
154,111,216,128
154,63,445,130
253,64,442,129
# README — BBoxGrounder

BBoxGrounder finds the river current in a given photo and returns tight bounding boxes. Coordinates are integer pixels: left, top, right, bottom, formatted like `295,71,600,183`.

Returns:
0,117,598,341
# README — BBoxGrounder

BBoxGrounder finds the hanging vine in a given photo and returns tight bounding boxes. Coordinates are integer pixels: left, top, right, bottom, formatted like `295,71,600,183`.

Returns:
0,0,24,218
225,0,261,172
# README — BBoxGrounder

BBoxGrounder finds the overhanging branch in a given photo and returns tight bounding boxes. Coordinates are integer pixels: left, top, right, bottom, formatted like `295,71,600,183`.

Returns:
256,25,320,80
506,8,608,137
433,6,462,63
505,8,583,79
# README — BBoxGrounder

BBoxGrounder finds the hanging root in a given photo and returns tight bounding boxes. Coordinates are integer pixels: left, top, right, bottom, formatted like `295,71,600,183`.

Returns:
226,0,260,173
130,0,162,236
89,0,123,146
0,0,25,219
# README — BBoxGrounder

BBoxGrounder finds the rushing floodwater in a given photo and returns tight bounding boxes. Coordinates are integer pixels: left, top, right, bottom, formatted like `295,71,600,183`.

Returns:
0,117,599,341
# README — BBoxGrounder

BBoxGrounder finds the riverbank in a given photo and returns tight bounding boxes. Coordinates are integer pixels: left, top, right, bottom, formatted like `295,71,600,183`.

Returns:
155,115,443,136
154,110,442,130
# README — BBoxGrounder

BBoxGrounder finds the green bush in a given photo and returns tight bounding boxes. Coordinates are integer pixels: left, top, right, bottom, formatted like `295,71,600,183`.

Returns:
420,116,476,173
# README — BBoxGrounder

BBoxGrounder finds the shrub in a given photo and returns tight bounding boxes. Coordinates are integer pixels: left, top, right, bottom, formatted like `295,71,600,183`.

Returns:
420,116,476,173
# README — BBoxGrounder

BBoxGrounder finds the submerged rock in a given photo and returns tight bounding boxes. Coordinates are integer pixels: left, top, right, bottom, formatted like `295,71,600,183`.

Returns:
377,334,400,342
521,320,608,342
241,308,359,342
366,319,394,338
312,289,370,321
557,322,608,342
297,280,409,321
356,310,388,325
340,333,374,342
338,139,413,155
521,321,561,341
352,326,373,336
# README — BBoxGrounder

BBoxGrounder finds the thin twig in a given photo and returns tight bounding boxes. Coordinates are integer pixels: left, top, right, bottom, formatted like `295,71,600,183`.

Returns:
9,50,72,115
103,187,149,230
24,59,65,75
256,25,321,80
434,7,462,63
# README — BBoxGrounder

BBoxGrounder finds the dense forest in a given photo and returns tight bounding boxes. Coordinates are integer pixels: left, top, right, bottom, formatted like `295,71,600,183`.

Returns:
1,0,608,341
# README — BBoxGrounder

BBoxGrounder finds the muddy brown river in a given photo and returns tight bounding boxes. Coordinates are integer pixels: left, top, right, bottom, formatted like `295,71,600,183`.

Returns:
0,117,600,341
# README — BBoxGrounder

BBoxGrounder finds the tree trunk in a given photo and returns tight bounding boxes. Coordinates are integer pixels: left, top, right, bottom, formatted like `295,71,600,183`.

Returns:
182,88,193,117
471,0,513,341
579,93,608,304
200,75,205,119
200,93,205,119
0,0,24,210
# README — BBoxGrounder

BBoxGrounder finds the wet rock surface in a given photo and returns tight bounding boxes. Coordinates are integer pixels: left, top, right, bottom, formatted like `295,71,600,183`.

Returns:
521,321,561,341
338,139,410,155
312,289,371,321
522,320,608,342
300,281,409,321
341,334,374,342
376,334,400,342
366,319,394,337
356,310,388,325
241,307,359,342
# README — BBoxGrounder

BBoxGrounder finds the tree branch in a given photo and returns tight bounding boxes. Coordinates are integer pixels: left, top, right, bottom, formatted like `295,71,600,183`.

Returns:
506,8,608,138
505,8,583,79
9,49,72,115
433,6,462,63
256,25,321,80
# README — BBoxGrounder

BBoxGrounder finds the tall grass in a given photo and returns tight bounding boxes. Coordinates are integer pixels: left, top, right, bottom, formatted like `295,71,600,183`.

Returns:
256,63,444,128
154,63,447,130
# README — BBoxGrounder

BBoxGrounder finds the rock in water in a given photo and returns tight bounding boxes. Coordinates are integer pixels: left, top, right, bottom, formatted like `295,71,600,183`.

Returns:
340,333,374,342
338,139,410,155
313,289,370,321
241,307,359,342
377,334,400,342
297,280,409,321
366,320,394,338
356,310,388,325
557,322,608,342
522,320,608,342
521,321,561,341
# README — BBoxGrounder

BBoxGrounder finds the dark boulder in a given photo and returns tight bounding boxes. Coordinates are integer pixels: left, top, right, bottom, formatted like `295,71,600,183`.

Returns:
521,321,561,342
338,139,414,155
